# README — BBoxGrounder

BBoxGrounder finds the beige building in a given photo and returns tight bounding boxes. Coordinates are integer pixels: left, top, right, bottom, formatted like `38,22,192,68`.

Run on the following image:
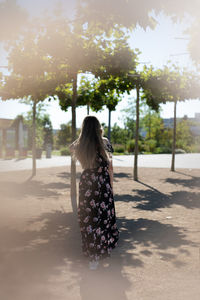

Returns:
0,118,28,158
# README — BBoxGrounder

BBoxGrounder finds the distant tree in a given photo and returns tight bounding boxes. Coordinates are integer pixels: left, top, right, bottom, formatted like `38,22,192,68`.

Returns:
22,103,53,150
93,78,123,141
176,118,195,152
111,123,129,145
56,122,72,147
142,111,164,143
122,97,149,140
42,114,53,147
143,65,200,171
122,68,160,181
0,28,58,176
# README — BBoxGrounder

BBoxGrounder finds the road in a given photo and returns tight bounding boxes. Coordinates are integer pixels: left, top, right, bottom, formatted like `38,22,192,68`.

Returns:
0,153,200,172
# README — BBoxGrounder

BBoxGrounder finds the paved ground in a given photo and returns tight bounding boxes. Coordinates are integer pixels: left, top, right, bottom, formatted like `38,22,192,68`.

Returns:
0,165,200,300
0,153,200,172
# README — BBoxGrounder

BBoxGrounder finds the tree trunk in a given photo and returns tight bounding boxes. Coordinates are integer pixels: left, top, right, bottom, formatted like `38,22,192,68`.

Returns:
71,73,78,214
108,109,111,141
134,85,140,181
171,100,177,171
87,104,90,115
32,100,36,177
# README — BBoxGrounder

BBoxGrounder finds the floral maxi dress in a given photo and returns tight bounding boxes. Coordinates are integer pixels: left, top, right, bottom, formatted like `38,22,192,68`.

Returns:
78,151,119,261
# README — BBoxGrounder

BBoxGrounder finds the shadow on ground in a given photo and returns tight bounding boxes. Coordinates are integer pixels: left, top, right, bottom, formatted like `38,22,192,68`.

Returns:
0,168,199,299
57,171,81,180
0,209,196,300
164,174,200,189
114,172,131,179
115,180,200,211
0,180,70,199
0,211,129,300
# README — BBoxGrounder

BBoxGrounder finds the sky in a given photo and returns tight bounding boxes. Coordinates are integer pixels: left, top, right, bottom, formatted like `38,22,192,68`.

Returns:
0,1,200,129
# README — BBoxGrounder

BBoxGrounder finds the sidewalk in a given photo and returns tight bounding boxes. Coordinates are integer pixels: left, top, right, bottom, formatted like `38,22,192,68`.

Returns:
0,153,200,172
0,165,199,300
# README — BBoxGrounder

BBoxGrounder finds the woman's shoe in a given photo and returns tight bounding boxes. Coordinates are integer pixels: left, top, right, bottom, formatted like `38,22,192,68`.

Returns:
89,260,99,270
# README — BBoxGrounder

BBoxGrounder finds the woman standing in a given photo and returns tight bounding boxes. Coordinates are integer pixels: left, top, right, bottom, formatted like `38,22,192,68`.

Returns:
70,116,119,270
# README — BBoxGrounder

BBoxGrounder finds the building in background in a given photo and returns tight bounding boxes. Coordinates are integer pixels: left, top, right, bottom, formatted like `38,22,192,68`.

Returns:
0,118,28,158
163,113,200,136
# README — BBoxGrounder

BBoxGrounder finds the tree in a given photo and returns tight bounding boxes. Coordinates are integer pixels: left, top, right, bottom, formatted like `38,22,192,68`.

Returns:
176,118,195,152
122,68,160,180
56,122,72,148
188,19,200,71
0,29,58,176
91,78,123,141
141,111,167,153
38,14,137,212
142,111,163,140
79,0,200,30
42,114,53,148
143,65,200,171
22,102,43,150
110,123,129,145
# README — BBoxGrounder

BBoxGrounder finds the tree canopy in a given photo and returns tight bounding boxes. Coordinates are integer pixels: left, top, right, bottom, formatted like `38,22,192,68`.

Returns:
78,0,200,30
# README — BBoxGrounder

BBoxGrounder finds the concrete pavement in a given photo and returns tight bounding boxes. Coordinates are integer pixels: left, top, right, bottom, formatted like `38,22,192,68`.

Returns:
0,153,200,172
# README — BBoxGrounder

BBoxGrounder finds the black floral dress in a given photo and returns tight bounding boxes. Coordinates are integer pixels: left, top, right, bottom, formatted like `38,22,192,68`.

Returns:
78,146,119,261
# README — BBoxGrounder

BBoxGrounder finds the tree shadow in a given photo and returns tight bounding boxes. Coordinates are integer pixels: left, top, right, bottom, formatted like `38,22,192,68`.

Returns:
118,217,195,250
134,189,171,211
164,176,200,189
115,187,200,211
114,172,131,179
0,180,70,199
57,171,81,180
172,191,200,209
174,170,195,177
114,189,171,211
0,210,196,300
0,211,130,300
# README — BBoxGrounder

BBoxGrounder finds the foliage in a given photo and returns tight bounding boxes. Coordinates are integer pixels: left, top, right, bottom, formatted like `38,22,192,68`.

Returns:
116,105,200,154
42,114,53,146
60,146,70,156
126,139,143,153
142,65,200,106
113,144,126,154
56,122,72,147
78,0,200,31
22,103,53,149
176,119,195,152
110,123,129,145
141,111,164,144
143,139,157,153
188,21,200,67
121,96,150,140
47,32,137,114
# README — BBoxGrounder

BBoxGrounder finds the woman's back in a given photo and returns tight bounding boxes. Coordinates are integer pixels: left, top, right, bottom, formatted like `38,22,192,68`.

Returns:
71,116,109,170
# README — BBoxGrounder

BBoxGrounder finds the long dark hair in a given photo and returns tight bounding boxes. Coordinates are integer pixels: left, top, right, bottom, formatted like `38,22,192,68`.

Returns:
73,116,109,169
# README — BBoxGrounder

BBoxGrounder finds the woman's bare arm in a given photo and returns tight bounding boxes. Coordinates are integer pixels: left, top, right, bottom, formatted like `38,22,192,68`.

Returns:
102,137,114,190
108,158,114,190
